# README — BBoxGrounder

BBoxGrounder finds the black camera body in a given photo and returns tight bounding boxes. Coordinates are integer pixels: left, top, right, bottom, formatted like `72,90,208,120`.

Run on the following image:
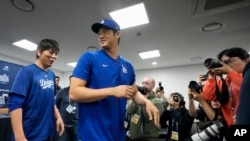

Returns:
188,81,202,93
159,82,164,91
204,58,222,69
171,93,185,105
200,74,208,81
137,86,148,95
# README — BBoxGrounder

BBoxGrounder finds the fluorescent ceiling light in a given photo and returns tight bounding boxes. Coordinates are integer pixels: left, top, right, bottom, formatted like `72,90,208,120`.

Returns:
138,50,160,59
152,62,157,65
109,3,149,29
67,62,77,68
12,39,37,51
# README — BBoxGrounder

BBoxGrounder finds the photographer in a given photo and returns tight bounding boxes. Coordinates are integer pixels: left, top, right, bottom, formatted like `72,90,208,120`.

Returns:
202,47,249,127
160,92,194,141
156,82,168,109
188,84,230,141
127,77,164,141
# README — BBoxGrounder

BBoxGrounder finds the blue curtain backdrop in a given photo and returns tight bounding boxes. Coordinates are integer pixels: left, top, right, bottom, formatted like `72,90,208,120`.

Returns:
0,60,23,108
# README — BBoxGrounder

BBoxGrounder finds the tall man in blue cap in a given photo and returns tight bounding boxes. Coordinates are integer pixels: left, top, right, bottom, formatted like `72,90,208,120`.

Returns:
69,18,160,141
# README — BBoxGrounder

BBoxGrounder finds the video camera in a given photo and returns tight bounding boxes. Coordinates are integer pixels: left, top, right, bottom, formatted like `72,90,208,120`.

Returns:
137,85,148,95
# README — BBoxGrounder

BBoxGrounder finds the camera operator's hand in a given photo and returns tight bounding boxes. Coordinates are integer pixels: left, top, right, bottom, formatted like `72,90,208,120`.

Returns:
197,75,205,83
207,69,216,78
187,89,193,99
210,61,233,74
190,90,217,121
189,90,204,102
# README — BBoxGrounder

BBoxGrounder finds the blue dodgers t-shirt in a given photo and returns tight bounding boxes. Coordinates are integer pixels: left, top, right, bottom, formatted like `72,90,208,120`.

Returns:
9,64,55,141
73,49,136,141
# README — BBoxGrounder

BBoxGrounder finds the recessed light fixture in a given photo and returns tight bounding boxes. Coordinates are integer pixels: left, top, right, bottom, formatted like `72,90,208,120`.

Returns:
87,46,99,51
12,39,37,51
152,62,157,65
138,50,160,59
11,0,35,12
201,22,224,32
190,56,202,61
67,62,77,67
109,3,149,29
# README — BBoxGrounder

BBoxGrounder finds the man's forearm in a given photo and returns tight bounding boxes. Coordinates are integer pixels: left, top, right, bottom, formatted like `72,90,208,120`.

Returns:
54,105,61,119
188,99,197,117
11,108,26,140
133,92,149,105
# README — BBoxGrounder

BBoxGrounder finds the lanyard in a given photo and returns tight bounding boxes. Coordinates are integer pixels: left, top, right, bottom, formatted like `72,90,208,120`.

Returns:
68,97,76,106
229,82,234,112
229,82,233,97
172,118,178,132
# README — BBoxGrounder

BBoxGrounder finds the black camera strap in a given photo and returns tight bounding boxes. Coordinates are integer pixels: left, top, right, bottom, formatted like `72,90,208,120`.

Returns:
215,75,229,104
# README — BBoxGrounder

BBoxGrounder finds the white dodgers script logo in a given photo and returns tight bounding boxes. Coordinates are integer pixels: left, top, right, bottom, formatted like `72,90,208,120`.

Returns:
0,74,9,84
40,79,54,89
122,65,127,73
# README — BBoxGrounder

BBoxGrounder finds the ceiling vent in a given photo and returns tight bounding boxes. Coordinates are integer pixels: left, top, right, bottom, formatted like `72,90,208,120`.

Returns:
189,0,250,17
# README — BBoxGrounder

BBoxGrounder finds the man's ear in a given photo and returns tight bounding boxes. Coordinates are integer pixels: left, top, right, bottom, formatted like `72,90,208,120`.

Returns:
244,58,250,63
36,50,41,57
116,31,121,38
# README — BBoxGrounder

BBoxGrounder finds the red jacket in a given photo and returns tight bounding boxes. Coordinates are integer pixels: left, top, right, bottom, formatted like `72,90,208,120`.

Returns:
202,70,242,126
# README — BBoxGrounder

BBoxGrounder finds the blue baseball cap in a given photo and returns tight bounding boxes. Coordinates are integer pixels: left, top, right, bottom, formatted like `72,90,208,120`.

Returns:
91,18,120,34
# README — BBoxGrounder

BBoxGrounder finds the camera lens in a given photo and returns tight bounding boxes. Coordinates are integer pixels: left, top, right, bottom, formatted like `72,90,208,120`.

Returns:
173,95,179,102
204,58,222,69
191,119,224,141
137,86,148,95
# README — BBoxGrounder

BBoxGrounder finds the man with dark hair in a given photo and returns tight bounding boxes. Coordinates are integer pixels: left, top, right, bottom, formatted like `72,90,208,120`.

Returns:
228,47,250,124
55,75,62,94
69,19,160,141
8,39,64,141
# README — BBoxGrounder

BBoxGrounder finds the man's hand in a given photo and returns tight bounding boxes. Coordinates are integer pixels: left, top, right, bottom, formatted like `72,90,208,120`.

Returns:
210,61,233,74
14,136,28,141
190,90,204,102
145,100,160,127
56,115,64,136
113,85,135,99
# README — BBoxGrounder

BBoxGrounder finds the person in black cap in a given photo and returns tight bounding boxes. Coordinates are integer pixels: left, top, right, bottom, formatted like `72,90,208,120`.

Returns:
69,18,160,141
